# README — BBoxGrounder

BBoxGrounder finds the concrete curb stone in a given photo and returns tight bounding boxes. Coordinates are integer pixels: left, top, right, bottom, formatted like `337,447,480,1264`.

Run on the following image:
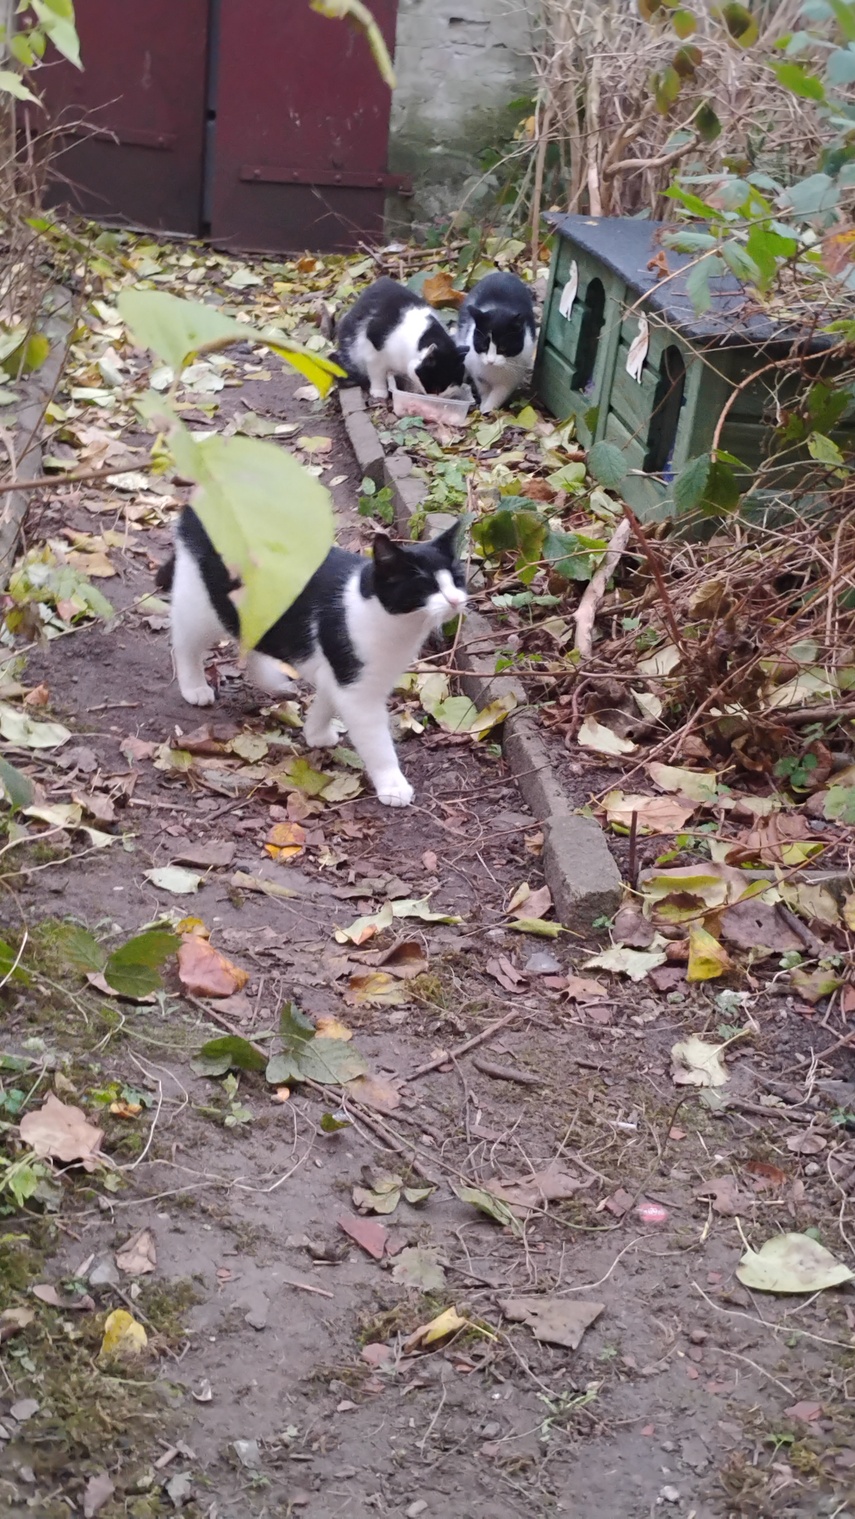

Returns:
337,384,623,931
0,291,74,583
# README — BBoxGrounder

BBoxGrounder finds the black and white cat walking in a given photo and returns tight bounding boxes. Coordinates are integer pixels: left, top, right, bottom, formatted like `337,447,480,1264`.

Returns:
457,271,537,413
161,509,467,807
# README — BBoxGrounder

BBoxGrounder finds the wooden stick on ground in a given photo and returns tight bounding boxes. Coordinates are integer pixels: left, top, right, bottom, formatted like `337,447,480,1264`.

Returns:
574,516,631,659
406,1007,529,1082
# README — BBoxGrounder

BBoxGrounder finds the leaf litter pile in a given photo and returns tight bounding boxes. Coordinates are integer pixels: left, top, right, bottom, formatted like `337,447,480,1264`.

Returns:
0,229,853,1519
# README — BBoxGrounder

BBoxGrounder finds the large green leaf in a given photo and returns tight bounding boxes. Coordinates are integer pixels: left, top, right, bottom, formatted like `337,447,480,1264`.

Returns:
771,61,826,100
30,0,82,67
673,454,712,514
0,69,42,103
104,929,180,999
0,756,34,811
587,441,628,489
193,1035,267,1078
117,289,343,396
168,423,334,649
265,1002,367,1085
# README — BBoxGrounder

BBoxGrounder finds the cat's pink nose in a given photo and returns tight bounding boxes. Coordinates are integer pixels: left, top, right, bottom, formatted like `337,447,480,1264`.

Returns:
445,589,467,610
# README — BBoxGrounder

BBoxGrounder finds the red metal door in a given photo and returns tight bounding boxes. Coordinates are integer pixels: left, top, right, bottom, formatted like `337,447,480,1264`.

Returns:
40,0,209,236
209,0,403,253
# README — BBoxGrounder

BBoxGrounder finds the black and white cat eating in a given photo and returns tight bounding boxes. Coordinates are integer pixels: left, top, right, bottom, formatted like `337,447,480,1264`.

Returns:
161,510,466,808
334,276,467,400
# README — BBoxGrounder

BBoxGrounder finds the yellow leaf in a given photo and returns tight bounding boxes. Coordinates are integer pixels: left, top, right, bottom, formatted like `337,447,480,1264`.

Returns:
272,1086,291,1103
844,893,855,932
687,925,731,982
315,1015,353,1042
99,1308,147,1358
177,917,209,937
408,1306,468,1348
422,271,465,310
264,821,306,860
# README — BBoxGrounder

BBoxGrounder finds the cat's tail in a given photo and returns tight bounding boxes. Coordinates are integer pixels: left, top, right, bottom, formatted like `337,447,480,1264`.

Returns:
329,347,364,388
155,554,175,592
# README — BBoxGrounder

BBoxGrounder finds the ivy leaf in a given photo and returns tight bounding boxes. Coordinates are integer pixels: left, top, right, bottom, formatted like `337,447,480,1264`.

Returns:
0,756,34,810
780,173,839,218
771,61,826,100
673,454,712,514
587,441,628,489
826,45,855,84
696,102,722,141
671,8,697,37
651,63,681,113
685,254,724,314
714,2,759,47
192,1035,267,1078
104,930,180,999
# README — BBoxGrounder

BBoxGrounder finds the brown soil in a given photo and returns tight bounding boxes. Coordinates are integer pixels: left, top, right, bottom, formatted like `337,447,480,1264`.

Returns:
2,354,854,1519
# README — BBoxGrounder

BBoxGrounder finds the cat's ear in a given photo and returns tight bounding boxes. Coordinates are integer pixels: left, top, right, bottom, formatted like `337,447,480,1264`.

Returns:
418,343,436,361
435,520,461,558
373,533,408,574
469,306,488,329
456,342,469,359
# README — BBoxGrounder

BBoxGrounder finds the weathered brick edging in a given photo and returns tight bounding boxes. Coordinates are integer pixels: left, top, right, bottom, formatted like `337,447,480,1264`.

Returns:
338,385,622,930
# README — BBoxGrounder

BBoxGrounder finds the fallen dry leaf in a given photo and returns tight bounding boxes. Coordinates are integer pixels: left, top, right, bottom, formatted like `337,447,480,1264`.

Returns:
360,939,428,979
786,1131,827,1155
315,1015,352,1042
19,1094,103,1171
488,1164,590,1217
671,1035,729,1088
564,973,610,1002
116,1228,157,1276
687,925,732,983
603,789,696,836
265,821,306,861
404,1305,468,1350
423,271,465,309
785,1400,823,1424
696,1176,746,1216
486,955,526,993
344,971,410,1007
736,1232,853,1294
177,937,249,998
719,899,803,953
337,1212,388,1260
508,882,553,921
82,1472,115,1519
99,1307,147,1358
500,1296,603,1349
343,1073,402,1113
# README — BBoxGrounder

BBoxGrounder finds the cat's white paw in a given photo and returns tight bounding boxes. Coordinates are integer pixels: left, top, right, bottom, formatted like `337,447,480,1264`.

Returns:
180,681,216,706
369,386,388,401
374,773,414,807
303,720,338,749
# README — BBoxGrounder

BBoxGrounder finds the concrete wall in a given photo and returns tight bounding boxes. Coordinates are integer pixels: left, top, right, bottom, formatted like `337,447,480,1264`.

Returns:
388,0,536,228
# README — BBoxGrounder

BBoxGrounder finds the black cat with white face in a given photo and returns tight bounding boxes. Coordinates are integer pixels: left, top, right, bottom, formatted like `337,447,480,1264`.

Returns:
334,276,467,400
161,510,467,808
457,271,537,413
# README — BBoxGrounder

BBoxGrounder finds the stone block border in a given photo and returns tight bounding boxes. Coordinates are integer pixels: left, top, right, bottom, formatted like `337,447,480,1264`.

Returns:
0,291,74,582
338,385,623,930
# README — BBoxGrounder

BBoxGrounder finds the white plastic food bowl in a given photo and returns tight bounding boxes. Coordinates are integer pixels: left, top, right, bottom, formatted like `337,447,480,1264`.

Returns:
388,378,474,428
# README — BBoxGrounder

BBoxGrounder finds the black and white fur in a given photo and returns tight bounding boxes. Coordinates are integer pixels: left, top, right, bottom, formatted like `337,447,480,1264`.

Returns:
334,276,467,401
160,510,467,807
456,272,537,413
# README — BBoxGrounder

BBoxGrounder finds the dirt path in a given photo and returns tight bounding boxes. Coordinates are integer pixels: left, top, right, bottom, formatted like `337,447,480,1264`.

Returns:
1,248,854,1519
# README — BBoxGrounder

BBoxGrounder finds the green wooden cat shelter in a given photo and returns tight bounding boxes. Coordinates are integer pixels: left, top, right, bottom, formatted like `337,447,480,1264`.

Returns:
535,213,853,521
